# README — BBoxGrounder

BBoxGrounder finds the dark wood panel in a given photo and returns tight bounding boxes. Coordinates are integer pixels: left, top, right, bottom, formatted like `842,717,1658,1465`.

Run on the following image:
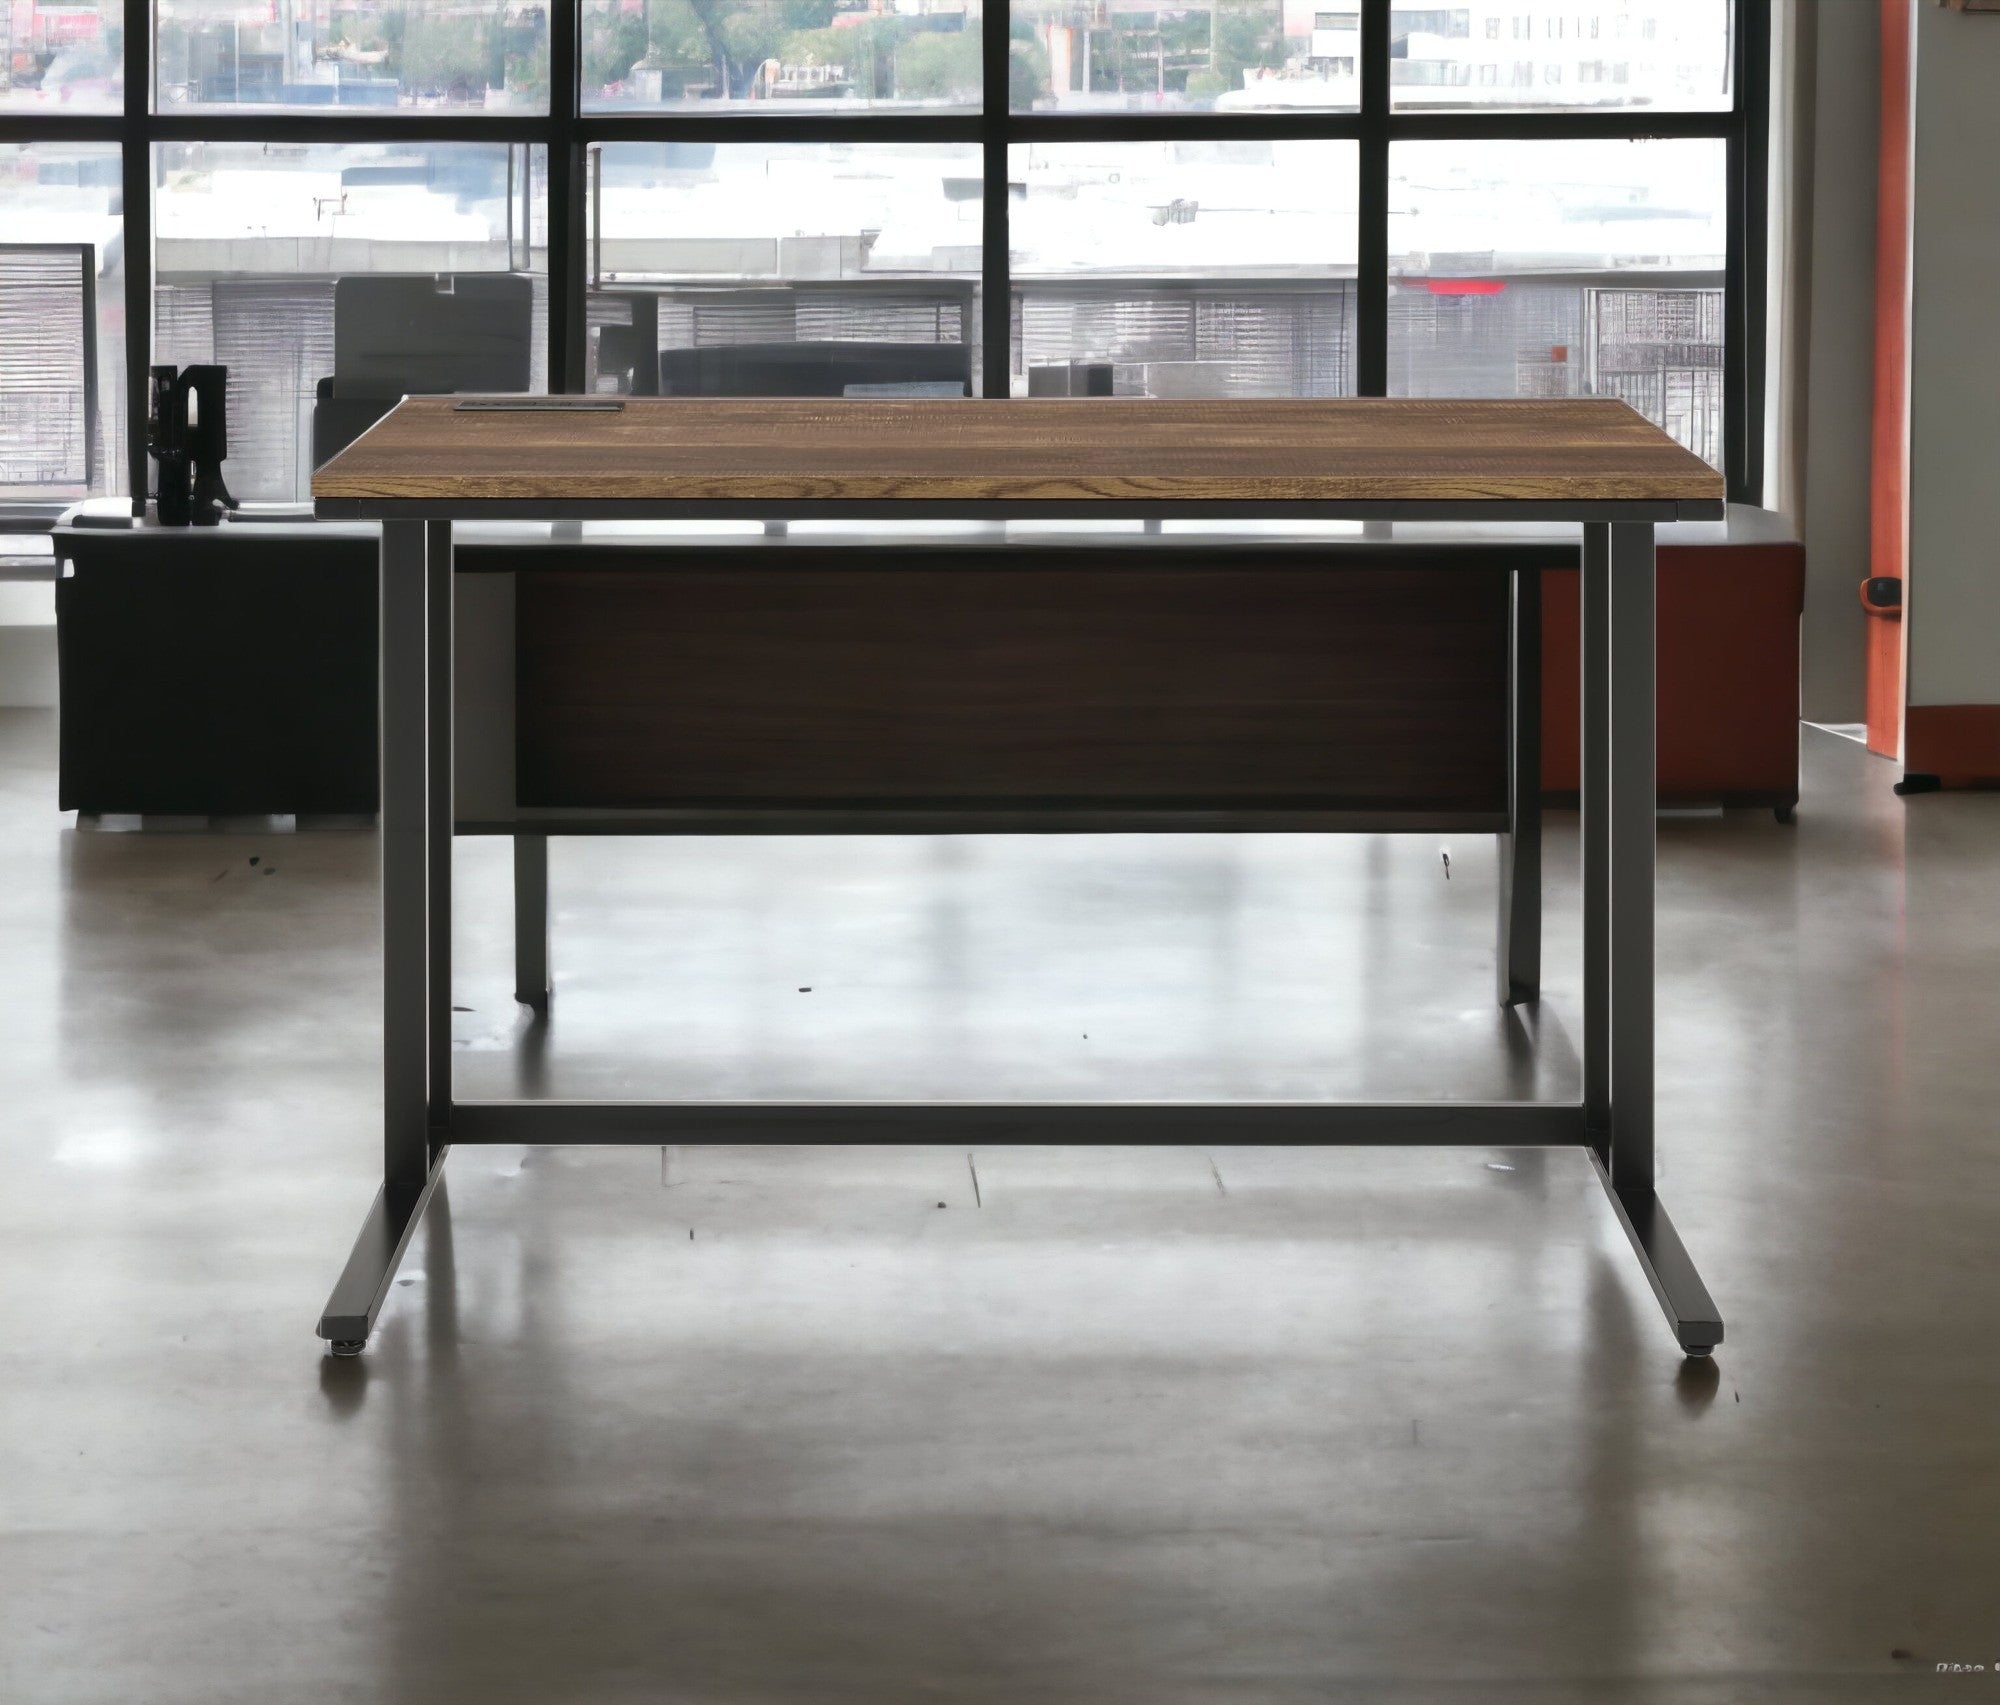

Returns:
516,557,1509,813
316,396,1725,506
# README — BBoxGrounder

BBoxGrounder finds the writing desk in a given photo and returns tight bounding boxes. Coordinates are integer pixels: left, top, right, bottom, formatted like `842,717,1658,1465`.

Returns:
314,396,1727,1357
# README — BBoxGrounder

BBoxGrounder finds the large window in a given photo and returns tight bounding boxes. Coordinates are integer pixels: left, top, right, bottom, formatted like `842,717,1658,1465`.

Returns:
1012,0,1349,113
153,141,547,501
0,0,1765,513
0,143,126,499
1389,0,1731,113
1389,137,1729,465
153,2,551,112
1010,141,1359,398
582,0,982,112
0,2,123,112
587,142,980,397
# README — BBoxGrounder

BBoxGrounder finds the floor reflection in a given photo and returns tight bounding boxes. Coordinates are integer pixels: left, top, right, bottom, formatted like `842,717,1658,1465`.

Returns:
12,711,2000,1699
345,1143,1701,1704
449,830,1583,1107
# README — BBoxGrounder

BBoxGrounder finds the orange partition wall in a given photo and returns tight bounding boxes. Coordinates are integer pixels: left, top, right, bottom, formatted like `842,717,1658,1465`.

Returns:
1540,546,1807,806
1868,0,1913,760
1904,707,2000,788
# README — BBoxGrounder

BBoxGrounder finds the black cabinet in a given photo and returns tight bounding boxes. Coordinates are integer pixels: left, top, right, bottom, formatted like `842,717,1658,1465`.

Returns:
56,523,378,816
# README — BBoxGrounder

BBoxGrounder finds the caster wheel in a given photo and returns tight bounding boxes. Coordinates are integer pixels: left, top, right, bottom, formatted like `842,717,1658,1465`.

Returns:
329,1339,366,1359
1773,804,1796,825
1682,1345,1715,1361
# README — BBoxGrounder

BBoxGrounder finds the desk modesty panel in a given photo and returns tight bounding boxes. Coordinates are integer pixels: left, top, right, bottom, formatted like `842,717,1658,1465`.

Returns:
312,396,1727,513
510,557,1512,814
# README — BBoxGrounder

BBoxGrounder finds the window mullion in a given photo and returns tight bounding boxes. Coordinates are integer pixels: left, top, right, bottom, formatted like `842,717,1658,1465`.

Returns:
1357,0,1390,396
549,0,582,394
123,0,152,512
983,0,1011,397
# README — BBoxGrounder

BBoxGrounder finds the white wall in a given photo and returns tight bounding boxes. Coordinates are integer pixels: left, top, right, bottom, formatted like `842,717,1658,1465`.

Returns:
0,582,57,708
1763,0,1806,525
1793,0,1877,724
1905,0,2000,709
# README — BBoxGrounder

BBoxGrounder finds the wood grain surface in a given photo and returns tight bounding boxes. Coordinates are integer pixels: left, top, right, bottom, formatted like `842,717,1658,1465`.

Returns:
514,557,1510,812
314,396,1724,505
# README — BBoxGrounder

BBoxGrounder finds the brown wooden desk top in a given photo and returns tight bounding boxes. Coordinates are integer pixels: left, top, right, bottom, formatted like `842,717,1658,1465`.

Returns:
312,396,1724,511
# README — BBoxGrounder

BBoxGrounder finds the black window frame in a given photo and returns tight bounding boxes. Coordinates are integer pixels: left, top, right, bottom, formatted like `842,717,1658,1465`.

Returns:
0,0,1768,518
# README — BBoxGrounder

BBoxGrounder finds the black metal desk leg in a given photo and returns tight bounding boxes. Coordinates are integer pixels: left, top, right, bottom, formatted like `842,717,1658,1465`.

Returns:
1497,562,1542,1006
427,520,454,1130
1581,524,1611,1148
318,518,446,1354
1608,521,1655,1192
1595,519,1723,1357
514,833,550,1009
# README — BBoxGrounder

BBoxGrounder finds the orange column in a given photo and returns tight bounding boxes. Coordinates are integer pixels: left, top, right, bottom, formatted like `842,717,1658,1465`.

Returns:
1866,0,1913,759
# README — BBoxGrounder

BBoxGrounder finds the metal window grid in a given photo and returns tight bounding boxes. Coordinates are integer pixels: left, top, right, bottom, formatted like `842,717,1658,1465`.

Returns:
0,0,1769,516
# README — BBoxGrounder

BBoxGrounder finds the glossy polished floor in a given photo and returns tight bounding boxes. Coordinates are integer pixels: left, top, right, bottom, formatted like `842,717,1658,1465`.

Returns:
2,708,1995,1703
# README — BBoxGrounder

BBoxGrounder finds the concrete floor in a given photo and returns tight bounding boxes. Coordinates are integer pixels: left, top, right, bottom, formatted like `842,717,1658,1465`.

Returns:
2,708,1996,1702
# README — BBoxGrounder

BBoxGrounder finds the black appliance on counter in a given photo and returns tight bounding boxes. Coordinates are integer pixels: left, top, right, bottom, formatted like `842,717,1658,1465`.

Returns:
148,364,238,526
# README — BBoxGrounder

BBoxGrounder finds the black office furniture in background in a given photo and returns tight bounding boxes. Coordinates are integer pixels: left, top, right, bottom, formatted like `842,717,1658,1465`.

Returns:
310,274,535,469
1027,362,1115,397
55,518,378,816
655,340,971,398
588,280,979,397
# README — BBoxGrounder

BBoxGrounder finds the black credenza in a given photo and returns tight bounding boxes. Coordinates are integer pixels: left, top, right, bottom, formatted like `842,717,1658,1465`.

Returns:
55,520,379,816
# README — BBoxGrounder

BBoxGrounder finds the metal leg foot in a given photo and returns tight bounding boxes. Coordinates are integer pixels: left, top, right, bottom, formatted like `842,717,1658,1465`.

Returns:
316,1158,449,1347
1590,1153,1724,1355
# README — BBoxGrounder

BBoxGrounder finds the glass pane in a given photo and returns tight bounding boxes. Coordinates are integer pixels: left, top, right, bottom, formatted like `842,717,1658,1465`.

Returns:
153,143,547,502
0,145,127,498
1389,0,1732,113
588,143,981,396
582,1,981,113
1011,1,1354,113
1009,141,1357,398
0,2,123,111
1389,138,1728,467
153,1,551,113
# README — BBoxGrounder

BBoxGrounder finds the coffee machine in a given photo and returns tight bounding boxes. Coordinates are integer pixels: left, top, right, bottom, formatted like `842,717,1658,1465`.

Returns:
148,365,239,526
